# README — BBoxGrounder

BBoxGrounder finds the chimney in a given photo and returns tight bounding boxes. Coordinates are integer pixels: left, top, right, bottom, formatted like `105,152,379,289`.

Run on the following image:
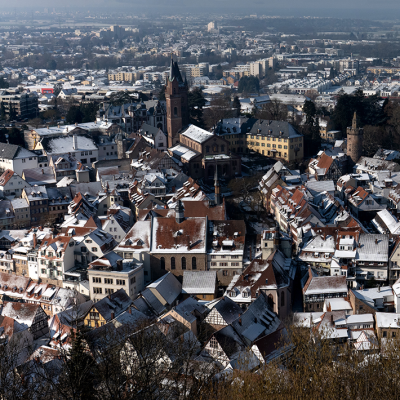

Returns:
116,259,123,271
33,233,37,248
73,134,78,150
330,314,334,326
175,200,185,224
214,168,221,206
111,311,115,320
378,286,380,293
128,307,132,314
238,318,242,326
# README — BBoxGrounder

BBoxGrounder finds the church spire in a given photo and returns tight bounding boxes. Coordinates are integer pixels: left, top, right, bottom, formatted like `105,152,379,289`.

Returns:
169,55,175,82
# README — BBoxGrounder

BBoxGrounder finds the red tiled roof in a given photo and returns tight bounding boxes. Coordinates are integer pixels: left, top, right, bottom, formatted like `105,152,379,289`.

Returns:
0,169,16,186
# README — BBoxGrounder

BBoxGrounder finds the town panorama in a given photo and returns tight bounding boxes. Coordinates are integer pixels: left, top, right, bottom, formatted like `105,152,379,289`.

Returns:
1,6,400,399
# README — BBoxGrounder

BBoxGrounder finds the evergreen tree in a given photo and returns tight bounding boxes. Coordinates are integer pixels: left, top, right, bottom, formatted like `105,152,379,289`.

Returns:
65,106,83,124
302,100,321,157
0,102,6,121
62,330,97,400
188,87,206,128
233,96,241,117
8,104,16,121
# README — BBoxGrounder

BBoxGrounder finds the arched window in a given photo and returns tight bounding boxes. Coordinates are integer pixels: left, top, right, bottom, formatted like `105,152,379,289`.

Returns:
281,292,285,307
173,107,178,116
192,257,197,270
181,257,186,270
171,257,175,270
160,257,165,270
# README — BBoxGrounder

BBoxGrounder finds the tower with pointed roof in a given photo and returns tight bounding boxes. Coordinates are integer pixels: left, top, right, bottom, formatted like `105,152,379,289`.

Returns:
347,112,363,168
165,57,189,148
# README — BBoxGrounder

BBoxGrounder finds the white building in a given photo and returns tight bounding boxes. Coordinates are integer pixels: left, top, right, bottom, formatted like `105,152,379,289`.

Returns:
0,169,31,199
0,143,38,176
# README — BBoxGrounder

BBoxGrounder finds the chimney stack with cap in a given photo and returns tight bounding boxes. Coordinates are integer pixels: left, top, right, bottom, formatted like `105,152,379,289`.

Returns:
73,134,78,150
33,233,37,248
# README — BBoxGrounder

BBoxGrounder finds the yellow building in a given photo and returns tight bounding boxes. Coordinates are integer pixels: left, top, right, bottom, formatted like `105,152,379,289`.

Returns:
83,288,132,329
84,304,108,328
215,118,304,163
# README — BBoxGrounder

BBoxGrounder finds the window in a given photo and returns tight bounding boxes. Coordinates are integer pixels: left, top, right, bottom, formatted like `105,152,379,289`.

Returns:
383,331,387,338
161,257,165,270
90,311,100,319
223,270,228,276
104,278,113,284
393,332,396,338
116,279,125,285
93,288,102,294
192,257,197,270
182,257,186,270
171,257,176,270
173,107,178,116
105,288,114,295
130,277,136,284
92,247,97,252
92,277,101,283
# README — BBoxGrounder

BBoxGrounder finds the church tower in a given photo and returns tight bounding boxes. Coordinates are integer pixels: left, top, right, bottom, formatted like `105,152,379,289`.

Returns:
347,112,363,168
165,57,189,148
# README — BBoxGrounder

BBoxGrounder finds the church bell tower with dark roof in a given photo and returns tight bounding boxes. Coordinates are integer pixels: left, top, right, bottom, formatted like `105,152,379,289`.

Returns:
165,57,189,148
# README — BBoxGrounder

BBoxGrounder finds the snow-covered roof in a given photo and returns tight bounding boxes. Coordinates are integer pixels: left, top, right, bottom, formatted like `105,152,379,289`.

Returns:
180,124,214,143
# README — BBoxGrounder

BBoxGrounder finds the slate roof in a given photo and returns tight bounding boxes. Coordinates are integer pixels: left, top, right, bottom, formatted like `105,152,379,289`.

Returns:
139,122,162,137
209,297,243,325
182,271,217,295
147,272,182,305
140,288,166,315
23,167,56,186
0,143,37,160
92,288,132,321
357,234,389,262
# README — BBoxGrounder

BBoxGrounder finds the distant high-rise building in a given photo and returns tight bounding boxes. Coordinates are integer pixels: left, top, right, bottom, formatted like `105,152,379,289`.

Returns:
208,21,217,32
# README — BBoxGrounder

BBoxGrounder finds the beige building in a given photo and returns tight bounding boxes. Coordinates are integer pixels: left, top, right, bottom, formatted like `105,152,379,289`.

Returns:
88,254,144,302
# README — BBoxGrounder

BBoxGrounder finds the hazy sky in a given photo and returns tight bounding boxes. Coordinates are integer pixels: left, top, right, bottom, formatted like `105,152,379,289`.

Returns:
4,0,400,19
